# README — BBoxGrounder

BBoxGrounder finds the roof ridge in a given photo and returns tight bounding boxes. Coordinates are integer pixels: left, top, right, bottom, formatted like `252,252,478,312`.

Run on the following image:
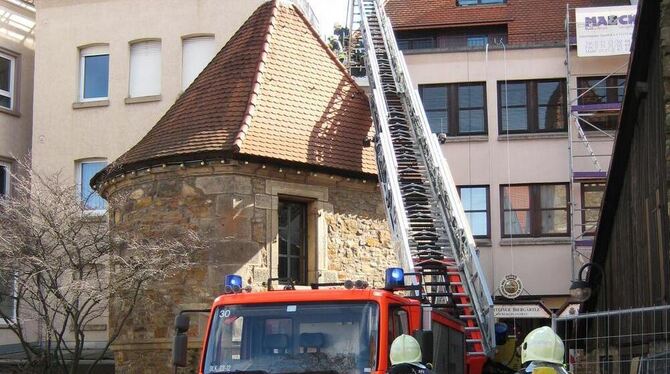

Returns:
289,2,369,100
232,0,280,152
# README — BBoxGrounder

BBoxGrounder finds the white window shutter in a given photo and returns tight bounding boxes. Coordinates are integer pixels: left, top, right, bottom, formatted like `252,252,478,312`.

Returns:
129,40,161,98
182,36,216,90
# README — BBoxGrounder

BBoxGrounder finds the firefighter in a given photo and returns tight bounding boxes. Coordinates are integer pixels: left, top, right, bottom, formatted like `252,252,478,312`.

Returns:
389,334,432,374
518,326,569,374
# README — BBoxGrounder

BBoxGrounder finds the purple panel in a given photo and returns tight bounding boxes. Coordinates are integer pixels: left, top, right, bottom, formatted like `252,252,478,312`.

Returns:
573,171,607,181
571,103,622,112
575,239,594,247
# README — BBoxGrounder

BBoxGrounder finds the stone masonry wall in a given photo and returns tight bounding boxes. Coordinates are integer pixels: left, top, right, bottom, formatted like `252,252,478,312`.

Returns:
100,160,397,373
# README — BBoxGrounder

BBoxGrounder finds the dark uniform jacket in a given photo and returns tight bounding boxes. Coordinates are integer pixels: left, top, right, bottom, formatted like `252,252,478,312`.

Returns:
389,362,433,374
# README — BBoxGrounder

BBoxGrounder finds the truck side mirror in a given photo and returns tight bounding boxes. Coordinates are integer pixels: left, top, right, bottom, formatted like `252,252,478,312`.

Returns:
412,329,433,365
173,315,190,368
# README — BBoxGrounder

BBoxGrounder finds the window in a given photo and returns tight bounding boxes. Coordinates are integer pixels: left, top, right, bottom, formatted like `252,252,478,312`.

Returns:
78,160,107,212
0,162,10,197
466,36,488,48
388,307,409,365
79,45,109,101
0,273,15,322
129,40,161,98
581,182,605,235
419,82,487,135
278,200,307,284
458,186,490,238
0,51,16,110
458,0,505,5
397,25,507,51
577,75,626,131
182,36,216,90
204,303,379,373
397,37,436,50
498,79,567,133
501,183,569,237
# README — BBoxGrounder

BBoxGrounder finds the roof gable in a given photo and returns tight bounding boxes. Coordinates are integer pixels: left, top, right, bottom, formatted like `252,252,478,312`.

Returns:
105,0,375,181
239,2,375,174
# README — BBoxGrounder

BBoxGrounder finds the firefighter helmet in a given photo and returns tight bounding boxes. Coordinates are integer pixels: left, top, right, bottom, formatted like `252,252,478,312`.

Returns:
521,326,565,365
390,334,422,365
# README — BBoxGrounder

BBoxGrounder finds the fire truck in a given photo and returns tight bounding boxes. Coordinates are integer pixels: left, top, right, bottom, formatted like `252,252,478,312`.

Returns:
173,271,487,374
172,0,497,373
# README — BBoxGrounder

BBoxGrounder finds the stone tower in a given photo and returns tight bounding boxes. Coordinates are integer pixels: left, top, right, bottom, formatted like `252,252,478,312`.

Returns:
92,1,397,372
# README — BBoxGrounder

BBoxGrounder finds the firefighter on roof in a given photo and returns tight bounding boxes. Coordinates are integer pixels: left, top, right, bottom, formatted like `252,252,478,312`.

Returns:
389,334,433,374
518,326,569,374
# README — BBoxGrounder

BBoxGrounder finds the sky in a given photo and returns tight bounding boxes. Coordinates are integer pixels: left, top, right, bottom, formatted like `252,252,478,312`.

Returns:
306,0,350,38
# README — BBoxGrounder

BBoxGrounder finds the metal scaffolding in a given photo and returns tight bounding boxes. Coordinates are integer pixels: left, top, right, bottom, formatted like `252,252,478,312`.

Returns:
565,4,627,280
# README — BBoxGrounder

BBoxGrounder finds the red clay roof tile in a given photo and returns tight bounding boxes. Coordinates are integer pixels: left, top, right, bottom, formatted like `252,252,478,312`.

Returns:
104,0,375,180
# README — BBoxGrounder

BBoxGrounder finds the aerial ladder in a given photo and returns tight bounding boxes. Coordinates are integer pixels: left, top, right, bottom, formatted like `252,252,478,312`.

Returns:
352,0,496,359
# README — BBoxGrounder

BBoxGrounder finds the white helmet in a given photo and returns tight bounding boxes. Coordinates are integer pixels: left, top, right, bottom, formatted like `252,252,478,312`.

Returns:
521,326,565,365
389,334,422,365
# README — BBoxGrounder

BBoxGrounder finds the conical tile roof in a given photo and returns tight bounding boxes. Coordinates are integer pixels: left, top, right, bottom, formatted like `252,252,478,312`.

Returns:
103,0,375,181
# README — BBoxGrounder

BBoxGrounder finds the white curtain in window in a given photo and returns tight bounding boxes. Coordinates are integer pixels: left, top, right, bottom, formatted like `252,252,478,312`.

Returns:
129,40,161,97
182,36,216,90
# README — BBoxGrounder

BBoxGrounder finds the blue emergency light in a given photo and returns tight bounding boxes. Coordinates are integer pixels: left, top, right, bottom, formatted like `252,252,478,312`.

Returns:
385,267,405,289
224,274,243,293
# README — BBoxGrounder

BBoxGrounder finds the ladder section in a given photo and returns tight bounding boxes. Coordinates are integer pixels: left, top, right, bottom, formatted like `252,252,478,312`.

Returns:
356,0,495,356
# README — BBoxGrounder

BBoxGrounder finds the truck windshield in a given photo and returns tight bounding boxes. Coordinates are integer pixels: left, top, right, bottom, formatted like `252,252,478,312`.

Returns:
203,302,379,374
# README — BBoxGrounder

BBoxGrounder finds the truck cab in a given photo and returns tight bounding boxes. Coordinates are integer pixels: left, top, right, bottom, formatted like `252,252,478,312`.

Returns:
174,272,469,374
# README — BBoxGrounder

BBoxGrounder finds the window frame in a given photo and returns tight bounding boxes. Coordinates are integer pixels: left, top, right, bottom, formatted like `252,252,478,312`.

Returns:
498,79,567,134
128,39,162,98
458,0,506,6
419,82,488,136
0,50,16,111
580,182,606,236
457,185,491,239
181,34,216,90
0,160,11,198
387,305,410,366
76,159,107,215
576,75,626,131
277,198,309,285
500,183,570,238
0,272,16,324
79,46,110,102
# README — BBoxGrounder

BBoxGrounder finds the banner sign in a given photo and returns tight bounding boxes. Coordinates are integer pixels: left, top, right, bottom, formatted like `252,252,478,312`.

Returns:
575,5,637,57
494,303,552,319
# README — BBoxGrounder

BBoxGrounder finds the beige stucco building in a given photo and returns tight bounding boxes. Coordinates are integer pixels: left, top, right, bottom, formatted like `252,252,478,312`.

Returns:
30,0,268,183
404,47,625,300
0,0,33,182
384,0,630,341
0,0,34,357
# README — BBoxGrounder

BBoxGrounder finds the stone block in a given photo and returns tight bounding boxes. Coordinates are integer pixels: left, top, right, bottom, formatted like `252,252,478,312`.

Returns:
320,270,339,283
233,175,253,195
252,177,266,194
210,240,261,265
156,178,180,198
181,183,201,198
252,221,266,243
255,194,272,209
216,194,254,218
129,188,144,200
195,175,229,195
252,266,270,284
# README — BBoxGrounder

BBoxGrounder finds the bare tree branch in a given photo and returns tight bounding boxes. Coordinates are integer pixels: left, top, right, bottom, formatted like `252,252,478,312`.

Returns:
0,158,202,373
